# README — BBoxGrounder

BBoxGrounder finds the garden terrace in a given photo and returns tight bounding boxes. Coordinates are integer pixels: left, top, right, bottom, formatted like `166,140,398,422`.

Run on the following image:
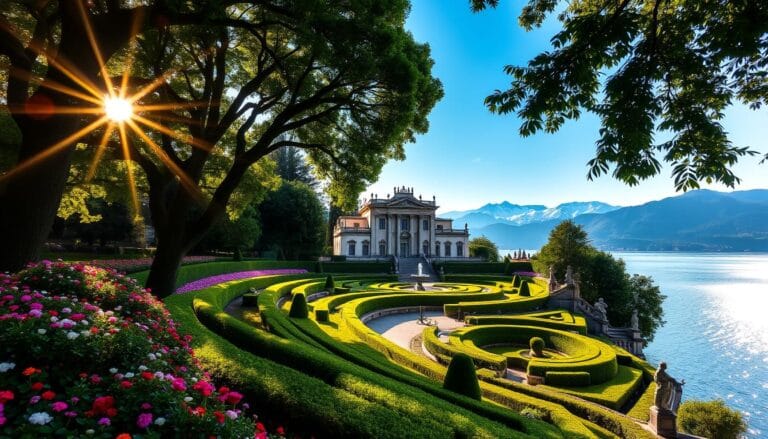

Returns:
154,265,657,438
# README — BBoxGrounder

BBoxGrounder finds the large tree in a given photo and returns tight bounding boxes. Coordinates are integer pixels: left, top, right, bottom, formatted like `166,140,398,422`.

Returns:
469,236,500,262
533,220,665,341
258,181,325,260
0,1,442,296
472,0,767,190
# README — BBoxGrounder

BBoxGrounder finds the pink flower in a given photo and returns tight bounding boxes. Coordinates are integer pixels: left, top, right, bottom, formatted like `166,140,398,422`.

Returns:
98,417,110,426
171,378,186,392
223,391,243,405
192,380,214,397
51,401,68,412
136,412,153,429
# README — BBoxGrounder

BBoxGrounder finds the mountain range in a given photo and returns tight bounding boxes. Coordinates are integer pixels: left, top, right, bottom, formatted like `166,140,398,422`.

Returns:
442,189,768,251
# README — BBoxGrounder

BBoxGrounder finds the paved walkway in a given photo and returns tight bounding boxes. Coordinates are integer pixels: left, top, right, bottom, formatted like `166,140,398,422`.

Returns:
366,310,466,349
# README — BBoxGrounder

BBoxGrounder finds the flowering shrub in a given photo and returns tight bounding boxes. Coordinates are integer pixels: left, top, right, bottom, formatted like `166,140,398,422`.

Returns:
0,261,273,437
175,269,308,294
88,256,220,273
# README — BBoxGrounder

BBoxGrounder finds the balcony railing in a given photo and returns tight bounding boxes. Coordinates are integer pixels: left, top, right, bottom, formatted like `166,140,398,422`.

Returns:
336,227,372,233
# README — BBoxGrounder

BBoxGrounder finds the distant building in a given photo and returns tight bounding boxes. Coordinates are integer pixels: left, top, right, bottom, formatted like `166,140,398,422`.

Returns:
333,186,470,258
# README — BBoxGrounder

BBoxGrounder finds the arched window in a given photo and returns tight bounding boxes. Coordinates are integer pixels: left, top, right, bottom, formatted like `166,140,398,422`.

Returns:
435,241,441,257
362,240,370,256
456,242,464,257
348,240,356,256
379,240,387,256
422,240,430,256
444,241,452,257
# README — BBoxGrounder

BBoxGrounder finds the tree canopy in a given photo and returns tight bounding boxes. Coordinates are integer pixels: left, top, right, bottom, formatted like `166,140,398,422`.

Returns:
474,0,768,191
258,181,325,260
0,1,443,295
468,236,500,262
533,220,665,341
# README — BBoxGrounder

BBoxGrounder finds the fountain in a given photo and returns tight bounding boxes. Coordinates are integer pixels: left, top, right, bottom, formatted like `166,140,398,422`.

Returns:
410,262,430,291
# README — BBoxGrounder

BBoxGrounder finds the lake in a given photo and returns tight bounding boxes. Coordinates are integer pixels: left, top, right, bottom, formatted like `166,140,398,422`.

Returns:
614,252,767,437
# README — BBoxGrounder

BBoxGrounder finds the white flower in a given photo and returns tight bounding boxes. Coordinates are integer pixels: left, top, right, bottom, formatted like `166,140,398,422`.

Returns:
125,372,135,378
0,362,15,373
28,412,53,425
109,368,118,374
138,365,148,371
154,371,164,379
50,316,59,322
37,329,46,335
61,307,72,314
86,429,95,435
147,353,157,361
154,417,166,426
184,396,193,402
66,331,79,340
80,330,91,338
155,352,162,358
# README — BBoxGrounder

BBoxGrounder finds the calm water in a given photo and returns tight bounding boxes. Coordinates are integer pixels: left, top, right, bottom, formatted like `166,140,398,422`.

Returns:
613,252,768,437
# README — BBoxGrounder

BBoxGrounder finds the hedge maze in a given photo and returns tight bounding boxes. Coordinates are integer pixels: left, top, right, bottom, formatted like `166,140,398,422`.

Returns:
157,262,659,438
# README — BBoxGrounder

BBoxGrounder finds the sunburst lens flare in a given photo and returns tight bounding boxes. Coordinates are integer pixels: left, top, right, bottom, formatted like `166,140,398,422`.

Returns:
104,97,133,122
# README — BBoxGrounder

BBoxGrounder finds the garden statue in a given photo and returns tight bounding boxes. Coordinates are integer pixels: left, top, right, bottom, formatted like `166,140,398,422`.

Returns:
653,362,684,413
593,298,608,321
564,265,574,285
631,309,640,331
548,266,556,289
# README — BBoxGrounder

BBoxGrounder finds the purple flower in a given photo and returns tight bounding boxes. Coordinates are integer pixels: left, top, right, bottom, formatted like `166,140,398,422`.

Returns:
175,269,308,293
136,412,153,429
98,417,110,426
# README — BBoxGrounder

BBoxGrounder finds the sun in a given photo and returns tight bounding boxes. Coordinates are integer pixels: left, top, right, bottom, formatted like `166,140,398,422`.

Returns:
103,96,133,122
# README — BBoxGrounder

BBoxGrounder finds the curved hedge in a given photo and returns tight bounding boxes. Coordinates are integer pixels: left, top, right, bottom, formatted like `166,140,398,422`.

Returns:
450,325,618,385
171,277,558,438
465,311,588,335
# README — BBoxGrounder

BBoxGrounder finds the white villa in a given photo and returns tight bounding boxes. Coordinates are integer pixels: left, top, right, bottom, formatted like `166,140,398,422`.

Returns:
333,186,470,258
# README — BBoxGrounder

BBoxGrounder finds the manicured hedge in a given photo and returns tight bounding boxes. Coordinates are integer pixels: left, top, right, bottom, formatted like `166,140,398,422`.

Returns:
543,366,644,410
465,311,588,335
163,276,477,438
435,261,534,274
450,325,618,385
546,371,591,387
423,327,507,373
177,280,554,438
321,261,392,273
130,260,314,287
444,353,482,400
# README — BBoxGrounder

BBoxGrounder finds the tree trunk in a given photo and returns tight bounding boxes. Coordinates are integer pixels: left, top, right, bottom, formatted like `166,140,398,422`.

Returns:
144,235,188,298
0,117,78,272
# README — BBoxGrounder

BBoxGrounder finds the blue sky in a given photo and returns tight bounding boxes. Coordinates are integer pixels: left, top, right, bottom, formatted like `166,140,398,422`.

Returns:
364,1,768,213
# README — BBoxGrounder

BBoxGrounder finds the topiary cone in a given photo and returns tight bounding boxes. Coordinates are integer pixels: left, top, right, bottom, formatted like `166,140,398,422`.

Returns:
324,274,335,293
512,275,521,288
289,293,309,318
443,353,482,400
519,281,530,296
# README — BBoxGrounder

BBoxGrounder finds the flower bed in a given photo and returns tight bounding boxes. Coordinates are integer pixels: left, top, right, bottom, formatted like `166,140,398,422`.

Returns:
0,261,276,437
88,256,220,273
175,269,308,294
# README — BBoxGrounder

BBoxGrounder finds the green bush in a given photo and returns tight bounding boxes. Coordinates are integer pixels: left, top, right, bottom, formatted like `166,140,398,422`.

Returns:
315,308,329,322
512,274,521,287
325,274,335,293
677,400,746,439
437,261,533,275
330,255,347,262
242,292,259,307
289,292,309,318
443,353,482,400
233,247,243,261
530,337,545,357
519,281,531,296
545,371,591,387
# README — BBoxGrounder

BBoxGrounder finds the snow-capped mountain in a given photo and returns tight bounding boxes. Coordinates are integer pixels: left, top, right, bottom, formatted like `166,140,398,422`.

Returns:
443,201,619,228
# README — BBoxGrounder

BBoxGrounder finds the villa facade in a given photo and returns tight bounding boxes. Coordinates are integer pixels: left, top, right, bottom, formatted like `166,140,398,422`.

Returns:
333,186,470,258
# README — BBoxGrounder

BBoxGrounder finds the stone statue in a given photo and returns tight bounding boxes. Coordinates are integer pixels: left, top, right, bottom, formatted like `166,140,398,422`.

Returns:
564,265,574,285
631,309,640,331
548,266,556,284
593,298,608,321
654,362,684,413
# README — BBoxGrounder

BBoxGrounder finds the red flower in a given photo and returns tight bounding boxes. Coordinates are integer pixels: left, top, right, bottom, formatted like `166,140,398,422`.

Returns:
213,410,225,424
141,371,154,381
276,426,285,436
190,406,206,416
256,422,266,432
120,380,133,389
31,382,44,391
91,396,115,416
116,434,132,439
224,391,243,405
41,390,56,400
22,367,40,376
0,390,14,403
